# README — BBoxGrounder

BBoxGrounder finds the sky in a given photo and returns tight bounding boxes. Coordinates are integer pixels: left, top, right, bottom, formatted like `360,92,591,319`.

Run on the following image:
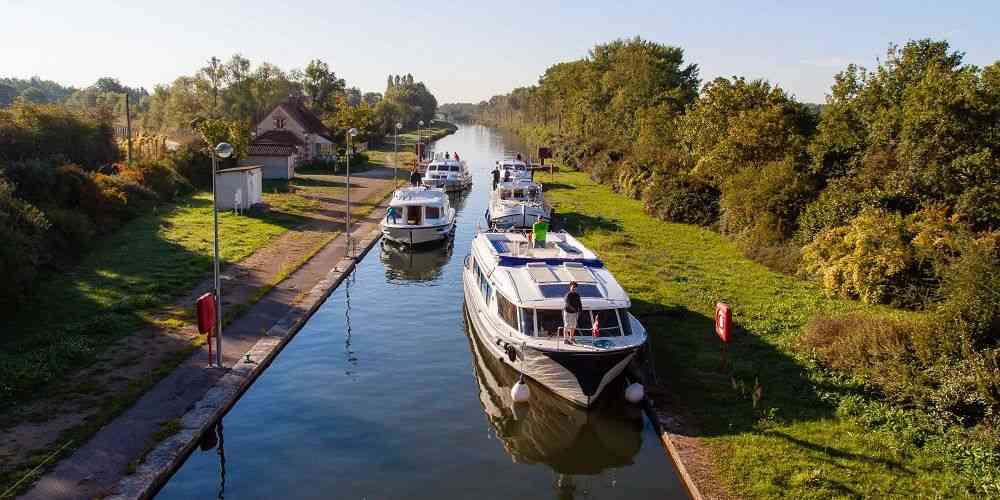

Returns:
3,0,998,104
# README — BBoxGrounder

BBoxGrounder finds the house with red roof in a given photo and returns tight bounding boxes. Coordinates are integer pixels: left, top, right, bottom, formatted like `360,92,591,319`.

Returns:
247,96,337,179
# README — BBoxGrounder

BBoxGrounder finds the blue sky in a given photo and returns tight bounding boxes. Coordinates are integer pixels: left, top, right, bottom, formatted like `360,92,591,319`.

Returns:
3,0,998,104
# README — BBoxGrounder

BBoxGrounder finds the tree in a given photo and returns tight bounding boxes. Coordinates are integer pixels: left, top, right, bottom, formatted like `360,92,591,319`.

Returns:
298,59,345,115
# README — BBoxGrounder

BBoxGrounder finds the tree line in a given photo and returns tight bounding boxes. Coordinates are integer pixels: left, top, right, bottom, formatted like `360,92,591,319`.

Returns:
469,37,1000,476
0,57,440,309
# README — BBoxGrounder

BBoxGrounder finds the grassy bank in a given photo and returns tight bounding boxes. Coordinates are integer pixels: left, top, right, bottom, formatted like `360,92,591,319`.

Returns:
544,171,982,499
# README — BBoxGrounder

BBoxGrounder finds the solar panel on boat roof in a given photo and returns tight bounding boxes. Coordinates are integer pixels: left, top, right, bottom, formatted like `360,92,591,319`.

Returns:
555,241,582,254
490,238,509,253
559,262,595,282
527,263,559,283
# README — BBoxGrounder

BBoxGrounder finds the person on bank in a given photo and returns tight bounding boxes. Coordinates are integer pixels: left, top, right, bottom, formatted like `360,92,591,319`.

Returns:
409,166,422,187
491,163,500,190
563,281,581,343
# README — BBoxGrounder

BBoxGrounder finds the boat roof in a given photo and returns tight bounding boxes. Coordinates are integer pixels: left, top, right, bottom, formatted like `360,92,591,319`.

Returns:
472,231,630,308
390,186,447,206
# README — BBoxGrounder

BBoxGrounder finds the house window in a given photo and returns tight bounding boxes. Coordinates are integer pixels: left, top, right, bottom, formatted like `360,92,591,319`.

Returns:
274,116,286,129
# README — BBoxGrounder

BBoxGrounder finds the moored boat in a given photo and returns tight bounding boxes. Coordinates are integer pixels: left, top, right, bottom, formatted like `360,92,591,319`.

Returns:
380,186,456,245
462,229,648,407
487,179,551,229
422,156,472,192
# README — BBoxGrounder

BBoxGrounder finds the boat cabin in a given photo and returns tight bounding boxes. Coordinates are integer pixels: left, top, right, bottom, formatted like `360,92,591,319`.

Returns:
469,231,635,339
496,181,542,201
388,187,450,226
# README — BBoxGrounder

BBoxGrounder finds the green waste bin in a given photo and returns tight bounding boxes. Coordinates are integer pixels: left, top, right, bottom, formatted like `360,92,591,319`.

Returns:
532,220,549,248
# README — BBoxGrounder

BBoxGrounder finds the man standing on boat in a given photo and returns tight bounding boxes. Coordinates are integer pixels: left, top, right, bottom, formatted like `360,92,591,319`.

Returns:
492,163,500,190
564,281,581,343
409,166,422,187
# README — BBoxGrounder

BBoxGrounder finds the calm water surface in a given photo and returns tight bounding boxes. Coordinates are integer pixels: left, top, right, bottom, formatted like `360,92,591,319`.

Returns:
156,125,687,499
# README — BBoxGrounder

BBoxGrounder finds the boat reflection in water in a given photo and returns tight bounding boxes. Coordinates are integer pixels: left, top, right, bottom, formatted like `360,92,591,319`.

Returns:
379,238,453,283
463,309,643,497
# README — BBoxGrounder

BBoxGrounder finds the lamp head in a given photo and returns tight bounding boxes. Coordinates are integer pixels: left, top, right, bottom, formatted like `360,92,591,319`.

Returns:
395,122,402,130
418,120,424,126
215,142,234,159
348,127,358,138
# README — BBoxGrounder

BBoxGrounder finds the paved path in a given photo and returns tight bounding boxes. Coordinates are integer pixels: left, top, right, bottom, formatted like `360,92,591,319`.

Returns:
16,169,397,500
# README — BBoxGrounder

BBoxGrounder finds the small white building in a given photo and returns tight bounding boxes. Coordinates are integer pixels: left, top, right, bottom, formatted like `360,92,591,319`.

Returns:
243,144,296,180
216,165,263,210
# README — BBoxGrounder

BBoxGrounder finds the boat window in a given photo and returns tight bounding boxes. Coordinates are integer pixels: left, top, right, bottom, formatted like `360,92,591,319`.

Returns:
590,309,622,337
535,308,592,336
497,293,519,331
428,165,437,171
406,206,422,225
537,283,602,299
520,308,536,336
475,258,493,304
425,206,441,219
618,309,633,336
450,165,461,172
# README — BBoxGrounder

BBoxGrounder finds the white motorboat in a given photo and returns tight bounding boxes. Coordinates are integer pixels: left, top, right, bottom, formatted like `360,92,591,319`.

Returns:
462,230,648,407
422,155,472,192
464,313,643,475
488,179,551,229
496,157,533,183
380,186,456,245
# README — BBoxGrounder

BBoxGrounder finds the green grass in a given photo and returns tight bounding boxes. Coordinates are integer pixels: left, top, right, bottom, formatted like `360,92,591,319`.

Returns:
544,171,976,499
0,192,308,406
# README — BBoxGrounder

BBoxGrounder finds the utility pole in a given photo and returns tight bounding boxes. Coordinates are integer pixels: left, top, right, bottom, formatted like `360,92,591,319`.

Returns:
125,93,133,164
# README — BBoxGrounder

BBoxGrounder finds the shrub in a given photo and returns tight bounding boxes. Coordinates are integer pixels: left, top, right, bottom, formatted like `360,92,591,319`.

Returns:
642,172,719,226
956,184,1000,232
720,158,816,242
0,100,118,166
795,180,885,244
799,209,919,305
937,234,1000,351
0,178,50,304
118,161,193,202
83,173,157,231
166,144,213,188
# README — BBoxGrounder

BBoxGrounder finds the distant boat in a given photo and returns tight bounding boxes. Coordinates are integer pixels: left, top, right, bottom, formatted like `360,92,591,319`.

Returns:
487,179,551,229
380,187,456,245
422,155,472,192
462,230,648,407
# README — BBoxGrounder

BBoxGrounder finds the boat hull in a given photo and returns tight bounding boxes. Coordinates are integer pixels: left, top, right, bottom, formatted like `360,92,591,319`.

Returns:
381,221,454,245
462,268,636,407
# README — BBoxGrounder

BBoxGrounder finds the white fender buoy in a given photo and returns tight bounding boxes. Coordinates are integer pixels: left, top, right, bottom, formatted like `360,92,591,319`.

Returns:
625,382,645,404
511,377,531,403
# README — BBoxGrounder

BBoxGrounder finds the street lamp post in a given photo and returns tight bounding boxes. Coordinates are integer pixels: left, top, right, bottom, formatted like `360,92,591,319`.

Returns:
394,122,402,185
211,142,234,368
418,120,425,162
346,127,358,257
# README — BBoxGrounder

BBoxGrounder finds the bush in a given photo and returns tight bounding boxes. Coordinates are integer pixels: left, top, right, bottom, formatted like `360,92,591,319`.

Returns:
0,178,50,304
719,159,816,242
956,184,1000,232
166,144,213,188
802,312,935,403
800,209,920,305
937,234,1000,351
642,172,719,226
82,173,157,231
117,161,193,201
796,180,885,244
0,100,118,166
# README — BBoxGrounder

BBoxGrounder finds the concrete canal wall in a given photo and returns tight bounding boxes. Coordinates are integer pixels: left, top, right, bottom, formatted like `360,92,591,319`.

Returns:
108,219,387,500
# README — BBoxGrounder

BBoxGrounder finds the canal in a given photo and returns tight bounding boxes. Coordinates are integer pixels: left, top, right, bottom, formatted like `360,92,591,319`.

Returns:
156,125,688,499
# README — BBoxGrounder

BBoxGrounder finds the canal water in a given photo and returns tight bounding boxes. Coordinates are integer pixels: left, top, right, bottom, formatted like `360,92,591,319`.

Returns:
156,125,687,499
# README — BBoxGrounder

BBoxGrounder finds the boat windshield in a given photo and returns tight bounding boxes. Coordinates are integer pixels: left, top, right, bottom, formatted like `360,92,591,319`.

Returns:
450,165,461,172
531,308,627,337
